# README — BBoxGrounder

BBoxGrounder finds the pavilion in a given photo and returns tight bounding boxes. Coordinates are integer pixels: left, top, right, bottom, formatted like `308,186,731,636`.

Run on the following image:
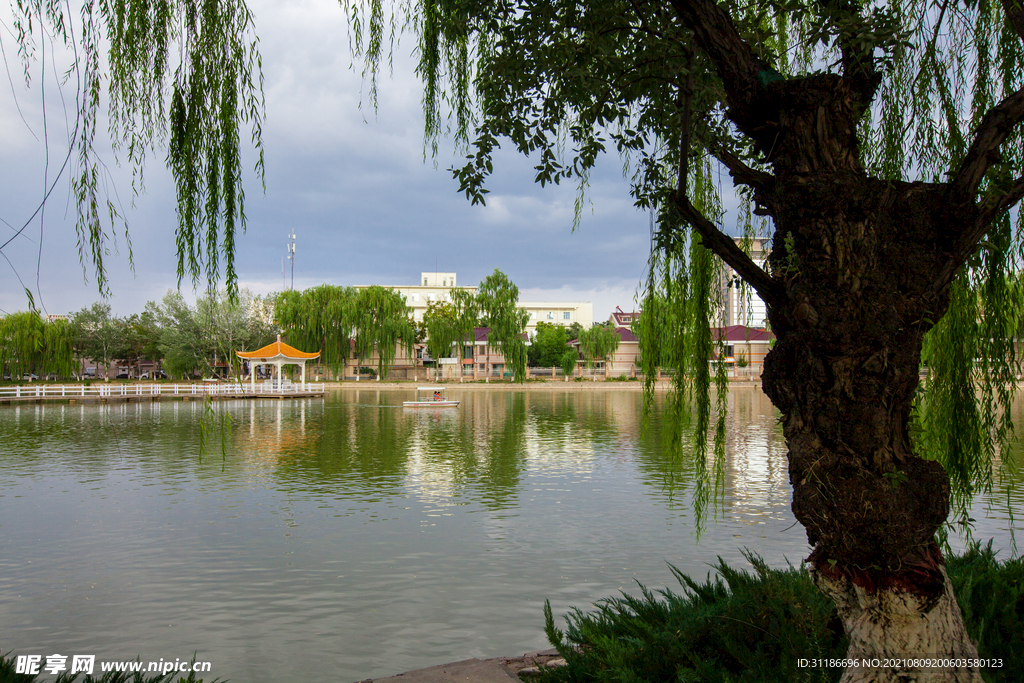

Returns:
236,335,321,392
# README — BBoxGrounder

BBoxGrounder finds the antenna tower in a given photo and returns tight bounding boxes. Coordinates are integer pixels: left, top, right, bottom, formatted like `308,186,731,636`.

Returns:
287,231,296,290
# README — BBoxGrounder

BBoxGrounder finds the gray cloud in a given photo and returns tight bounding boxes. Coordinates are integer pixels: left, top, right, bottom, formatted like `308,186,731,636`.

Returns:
0,0,665,321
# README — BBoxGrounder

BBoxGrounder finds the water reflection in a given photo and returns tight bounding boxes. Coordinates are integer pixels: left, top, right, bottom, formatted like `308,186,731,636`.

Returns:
0,386,1018,682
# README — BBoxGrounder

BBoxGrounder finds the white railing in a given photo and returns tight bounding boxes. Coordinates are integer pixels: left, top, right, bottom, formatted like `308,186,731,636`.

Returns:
0,382,326,400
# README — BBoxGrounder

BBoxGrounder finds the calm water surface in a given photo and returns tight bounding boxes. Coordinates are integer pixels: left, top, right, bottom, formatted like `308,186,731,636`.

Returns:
0,386,1019,681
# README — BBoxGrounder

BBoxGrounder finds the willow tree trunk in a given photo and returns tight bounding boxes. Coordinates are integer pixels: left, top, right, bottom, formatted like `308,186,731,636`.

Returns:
757,166,982,681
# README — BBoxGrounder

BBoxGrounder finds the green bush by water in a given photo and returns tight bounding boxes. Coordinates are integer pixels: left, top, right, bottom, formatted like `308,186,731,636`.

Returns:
538,544,1024,683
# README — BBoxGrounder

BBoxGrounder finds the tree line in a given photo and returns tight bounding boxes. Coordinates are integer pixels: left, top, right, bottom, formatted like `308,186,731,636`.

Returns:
1,269,620,382
278,269,618,382
0,289,276,381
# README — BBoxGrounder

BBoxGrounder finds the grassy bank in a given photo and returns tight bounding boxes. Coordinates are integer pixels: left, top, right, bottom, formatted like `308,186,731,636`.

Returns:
535,543,1023,683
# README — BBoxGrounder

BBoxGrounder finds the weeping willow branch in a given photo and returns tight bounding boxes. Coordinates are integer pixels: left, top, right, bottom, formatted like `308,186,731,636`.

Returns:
999,0,1024,45
672,193,780,309
978,175,1024,226
951,88,1024,198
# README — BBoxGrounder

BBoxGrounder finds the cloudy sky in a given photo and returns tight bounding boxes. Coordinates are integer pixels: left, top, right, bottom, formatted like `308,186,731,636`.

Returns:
0,0,679,322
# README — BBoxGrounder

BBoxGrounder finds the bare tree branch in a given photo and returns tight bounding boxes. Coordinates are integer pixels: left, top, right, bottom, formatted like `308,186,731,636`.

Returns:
707,141,775,191
950,87,1024,197
672,192,781,309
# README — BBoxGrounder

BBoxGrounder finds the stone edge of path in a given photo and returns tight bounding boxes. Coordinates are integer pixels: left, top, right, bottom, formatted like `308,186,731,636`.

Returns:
355,649,566,683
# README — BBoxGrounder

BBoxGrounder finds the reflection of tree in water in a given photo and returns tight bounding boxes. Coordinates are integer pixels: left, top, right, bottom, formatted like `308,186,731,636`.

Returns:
402,391,529,511
266,391,531,510
271,399,414,498
0,401,264,481
624,395,695,502
475,392,528,510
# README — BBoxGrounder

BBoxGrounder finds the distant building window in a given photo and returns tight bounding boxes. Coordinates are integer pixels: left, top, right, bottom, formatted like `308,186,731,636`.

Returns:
563,312,571,320
428,293,436,301
412,293,420,302
424,278,428,285
547,312,554,319
622,316,632,323
443,279,447,286
530,311,537,319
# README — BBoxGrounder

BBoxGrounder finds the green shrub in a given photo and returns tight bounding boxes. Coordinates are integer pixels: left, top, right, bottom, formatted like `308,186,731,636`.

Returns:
538,545,1023,683
946,542,1024,679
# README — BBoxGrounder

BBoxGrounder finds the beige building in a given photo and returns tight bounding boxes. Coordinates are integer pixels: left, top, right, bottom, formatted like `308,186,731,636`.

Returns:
363,272,476,323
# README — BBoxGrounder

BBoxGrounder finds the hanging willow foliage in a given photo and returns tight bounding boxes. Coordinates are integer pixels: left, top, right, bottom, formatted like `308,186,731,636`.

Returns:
635,156,730,535
352,286,417,380
10,0,264,297
276,285,359,375
0,311,75,379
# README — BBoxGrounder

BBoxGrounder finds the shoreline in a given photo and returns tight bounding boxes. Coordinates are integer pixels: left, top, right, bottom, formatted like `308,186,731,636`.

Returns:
356,649,564,683
324,378,763,390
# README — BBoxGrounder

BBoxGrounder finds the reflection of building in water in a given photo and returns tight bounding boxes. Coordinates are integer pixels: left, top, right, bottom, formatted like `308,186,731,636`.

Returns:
189,398,323,475
405,408,463,506
717,388,789,522
402,389,642,506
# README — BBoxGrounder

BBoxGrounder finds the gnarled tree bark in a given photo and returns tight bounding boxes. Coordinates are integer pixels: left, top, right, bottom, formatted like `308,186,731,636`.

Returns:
668,2,995,678
759,172,981,682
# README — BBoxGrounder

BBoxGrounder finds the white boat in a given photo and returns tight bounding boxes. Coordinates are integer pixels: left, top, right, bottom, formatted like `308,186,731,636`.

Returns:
403,386,460,408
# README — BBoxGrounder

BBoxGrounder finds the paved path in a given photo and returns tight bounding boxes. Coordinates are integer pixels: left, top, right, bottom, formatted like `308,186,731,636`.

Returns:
356,650,564,683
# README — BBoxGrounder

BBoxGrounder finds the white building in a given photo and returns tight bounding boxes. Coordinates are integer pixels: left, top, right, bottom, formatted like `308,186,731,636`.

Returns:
357,272,593,332
370,272,477,323
720,238,770,328
519,300,593,333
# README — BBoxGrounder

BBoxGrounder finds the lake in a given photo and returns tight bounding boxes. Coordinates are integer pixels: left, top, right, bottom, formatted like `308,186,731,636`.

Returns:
0,386,1018,681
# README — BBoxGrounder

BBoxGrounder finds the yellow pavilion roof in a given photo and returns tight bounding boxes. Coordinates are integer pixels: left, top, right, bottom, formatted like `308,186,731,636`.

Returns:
236,337,320,360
